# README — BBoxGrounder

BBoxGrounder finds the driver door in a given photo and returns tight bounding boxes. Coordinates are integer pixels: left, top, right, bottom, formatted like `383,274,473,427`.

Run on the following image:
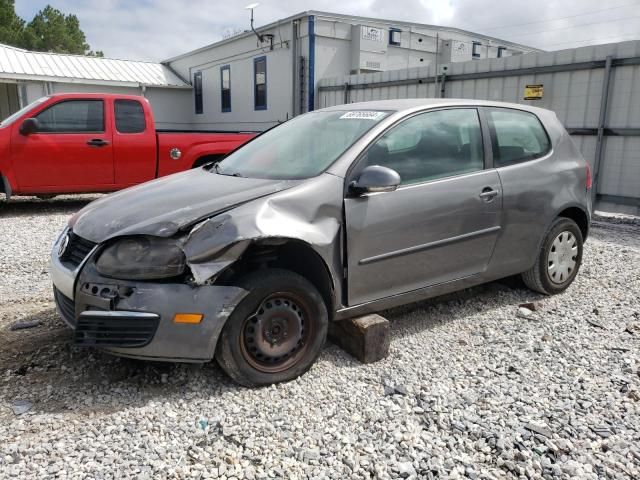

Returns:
344,108,503,306
11,99,113,190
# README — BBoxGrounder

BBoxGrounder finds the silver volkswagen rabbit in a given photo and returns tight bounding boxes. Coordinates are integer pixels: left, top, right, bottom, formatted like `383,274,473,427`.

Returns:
51,99,592,386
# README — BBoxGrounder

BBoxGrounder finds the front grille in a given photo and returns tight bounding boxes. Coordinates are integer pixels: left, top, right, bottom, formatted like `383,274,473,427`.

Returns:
54,287,76,326
74,314,159,348
60,232,97,269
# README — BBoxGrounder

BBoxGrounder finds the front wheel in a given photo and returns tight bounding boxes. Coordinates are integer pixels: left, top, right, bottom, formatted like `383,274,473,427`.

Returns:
215,269,328,386
522,217,584,295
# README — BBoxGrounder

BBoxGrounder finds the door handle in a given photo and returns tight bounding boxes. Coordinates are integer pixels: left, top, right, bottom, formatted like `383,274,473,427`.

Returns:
87,138,109,147
479,187,499,201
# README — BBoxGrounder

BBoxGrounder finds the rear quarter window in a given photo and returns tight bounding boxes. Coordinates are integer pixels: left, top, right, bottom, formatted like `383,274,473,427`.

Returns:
488,108,550,167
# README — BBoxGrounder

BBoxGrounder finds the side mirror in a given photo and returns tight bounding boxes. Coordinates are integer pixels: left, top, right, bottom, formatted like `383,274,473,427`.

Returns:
349,165,401,196
19,118,39,135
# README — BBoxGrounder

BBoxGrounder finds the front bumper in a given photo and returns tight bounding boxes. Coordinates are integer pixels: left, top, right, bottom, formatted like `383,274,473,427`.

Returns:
51,236,248,362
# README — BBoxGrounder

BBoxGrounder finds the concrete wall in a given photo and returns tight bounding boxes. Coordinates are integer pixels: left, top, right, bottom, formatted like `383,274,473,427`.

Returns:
318,40,640,214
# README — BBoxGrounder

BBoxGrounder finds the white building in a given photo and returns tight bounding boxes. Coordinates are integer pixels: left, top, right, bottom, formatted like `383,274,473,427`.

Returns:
164,10,539,131
0,43,192,129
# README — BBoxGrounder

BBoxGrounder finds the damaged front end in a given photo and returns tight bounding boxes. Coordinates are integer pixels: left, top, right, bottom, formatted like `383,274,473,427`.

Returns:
51,173,345,362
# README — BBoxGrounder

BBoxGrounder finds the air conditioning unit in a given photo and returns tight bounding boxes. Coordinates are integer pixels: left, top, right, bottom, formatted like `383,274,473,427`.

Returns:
351,24,388,72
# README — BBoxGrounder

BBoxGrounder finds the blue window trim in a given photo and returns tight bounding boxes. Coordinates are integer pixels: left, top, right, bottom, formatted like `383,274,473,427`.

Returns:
220,65,231,113
308,15,315,112
472,41,481,59
193,71,203,114
389,27,402,46
497,46,506,58
253,56,267,111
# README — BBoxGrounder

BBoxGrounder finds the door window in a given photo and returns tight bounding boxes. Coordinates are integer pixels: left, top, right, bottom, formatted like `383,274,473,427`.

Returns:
488,108,550,167
361,108,484,185
115,99,146,133
35,100,104,133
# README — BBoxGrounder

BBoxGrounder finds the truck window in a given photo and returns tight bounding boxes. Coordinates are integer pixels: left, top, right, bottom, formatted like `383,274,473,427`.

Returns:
35,100,104,133
115,99,146,133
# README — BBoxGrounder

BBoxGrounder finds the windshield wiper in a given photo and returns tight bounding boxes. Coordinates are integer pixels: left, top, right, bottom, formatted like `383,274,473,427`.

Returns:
211,162,244,177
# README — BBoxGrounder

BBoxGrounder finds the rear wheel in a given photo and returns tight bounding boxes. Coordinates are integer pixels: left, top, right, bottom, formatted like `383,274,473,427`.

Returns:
215,268,328,386
522,217,583,295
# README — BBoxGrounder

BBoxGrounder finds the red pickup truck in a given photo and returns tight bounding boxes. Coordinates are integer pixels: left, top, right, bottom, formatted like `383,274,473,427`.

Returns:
0,93,255,199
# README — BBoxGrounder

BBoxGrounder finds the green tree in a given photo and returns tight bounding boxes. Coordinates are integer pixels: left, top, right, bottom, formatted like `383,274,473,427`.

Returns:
0,2,102,56
0,0,26,47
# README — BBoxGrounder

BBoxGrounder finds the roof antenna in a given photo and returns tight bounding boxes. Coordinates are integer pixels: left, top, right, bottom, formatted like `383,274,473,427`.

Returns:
245,3,273,50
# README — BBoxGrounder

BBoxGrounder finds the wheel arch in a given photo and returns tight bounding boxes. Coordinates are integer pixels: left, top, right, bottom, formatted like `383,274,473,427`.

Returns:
216,238,336,319
1,173,12,200
556,205,590,241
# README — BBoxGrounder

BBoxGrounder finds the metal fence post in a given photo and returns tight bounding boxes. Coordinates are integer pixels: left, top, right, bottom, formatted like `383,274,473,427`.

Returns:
344,82,350,104
593,55,613,203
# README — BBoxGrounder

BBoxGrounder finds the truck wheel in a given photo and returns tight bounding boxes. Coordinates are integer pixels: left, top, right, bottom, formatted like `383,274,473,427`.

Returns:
215,268,328,387
522,217,583,295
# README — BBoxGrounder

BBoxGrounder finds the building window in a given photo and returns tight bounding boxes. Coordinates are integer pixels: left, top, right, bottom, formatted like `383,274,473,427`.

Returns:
221,65,231,112
389,28,401,46
497,46,507,58
194,71,203,114
472,41,481,59
254,56,267,111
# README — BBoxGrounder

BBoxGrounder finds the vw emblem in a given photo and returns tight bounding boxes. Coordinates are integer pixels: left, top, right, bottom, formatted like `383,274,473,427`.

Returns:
58,233,70,258
169,147,182,160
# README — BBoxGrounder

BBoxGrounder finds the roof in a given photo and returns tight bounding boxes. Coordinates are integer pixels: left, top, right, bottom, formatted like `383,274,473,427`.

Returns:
163,10,540,63
320,98,551,115
0,43,190,89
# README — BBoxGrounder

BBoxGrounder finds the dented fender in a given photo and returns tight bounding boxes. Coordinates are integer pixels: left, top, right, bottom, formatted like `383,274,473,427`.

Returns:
179,174,344,298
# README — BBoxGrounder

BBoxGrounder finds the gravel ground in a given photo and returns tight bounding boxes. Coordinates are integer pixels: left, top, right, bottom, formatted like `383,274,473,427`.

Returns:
0,196,639,480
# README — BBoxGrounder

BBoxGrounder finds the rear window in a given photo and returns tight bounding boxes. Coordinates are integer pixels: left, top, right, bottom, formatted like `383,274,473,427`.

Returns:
488,108,550,167
115,99,146,134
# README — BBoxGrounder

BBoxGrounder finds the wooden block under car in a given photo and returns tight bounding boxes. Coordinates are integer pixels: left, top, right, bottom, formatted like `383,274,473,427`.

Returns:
328,314,390,363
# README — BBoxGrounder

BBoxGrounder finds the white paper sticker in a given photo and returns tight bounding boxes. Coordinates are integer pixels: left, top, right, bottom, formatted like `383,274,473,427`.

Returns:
339,111,386,120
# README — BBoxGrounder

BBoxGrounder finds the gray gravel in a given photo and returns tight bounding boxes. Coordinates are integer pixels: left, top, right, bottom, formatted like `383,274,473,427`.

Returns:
1,197,639,479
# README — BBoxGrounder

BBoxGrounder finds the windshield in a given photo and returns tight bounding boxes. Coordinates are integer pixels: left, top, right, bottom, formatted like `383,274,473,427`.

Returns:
216,110,391,179
0,96,49,127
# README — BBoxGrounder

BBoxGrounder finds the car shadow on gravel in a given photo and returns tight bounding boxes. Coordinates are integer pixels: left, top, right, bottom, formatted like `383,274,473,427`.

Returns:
0,195,101,218
380,277,543,339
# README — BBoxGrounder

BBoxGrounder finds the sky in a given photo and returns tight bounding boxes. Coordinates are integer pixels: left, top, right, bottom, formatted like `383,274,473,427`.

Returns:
15,0,640,62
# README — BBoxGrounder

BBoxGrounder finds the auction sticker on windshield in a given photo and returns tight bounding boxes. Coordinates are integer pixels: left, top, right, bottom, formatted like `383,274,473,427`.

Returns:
339,111,387,120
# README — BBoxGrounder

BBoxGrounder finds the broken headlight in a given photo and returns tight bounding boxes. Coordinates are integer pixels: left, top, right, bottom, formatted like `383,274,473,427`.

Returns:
96,236,186,280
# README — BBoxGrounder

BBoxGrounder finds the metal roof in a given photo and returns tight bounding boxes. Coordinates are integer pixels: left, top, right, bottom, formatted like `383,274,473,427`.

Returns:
0,43,190,89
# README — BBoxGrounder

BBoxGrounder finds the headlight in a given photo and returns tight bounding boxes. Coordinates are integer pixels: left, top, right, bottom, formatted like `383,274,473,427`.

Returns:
96,236,186,280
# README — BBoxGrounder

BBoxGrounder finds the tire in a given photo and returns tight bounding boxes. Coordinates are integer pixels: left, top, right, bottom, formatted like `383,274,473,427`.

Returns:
522,217,584,295
215,268,328,387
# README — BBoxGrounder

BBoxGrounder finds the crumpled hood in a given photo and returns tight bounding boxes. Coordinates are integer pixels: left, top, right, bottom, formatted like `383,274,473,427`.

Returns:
70,167,299,243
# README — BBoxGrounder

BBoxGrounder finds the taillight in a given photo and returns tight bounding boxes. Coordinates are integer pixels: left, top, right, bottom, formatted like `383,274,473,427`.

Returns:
586,163,593,190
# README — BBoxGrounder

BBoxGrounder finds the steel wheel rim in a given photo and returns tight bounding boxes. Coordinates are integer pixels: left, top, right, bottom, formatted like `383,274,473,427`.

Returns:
240,292,314,374
547,230,578,284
